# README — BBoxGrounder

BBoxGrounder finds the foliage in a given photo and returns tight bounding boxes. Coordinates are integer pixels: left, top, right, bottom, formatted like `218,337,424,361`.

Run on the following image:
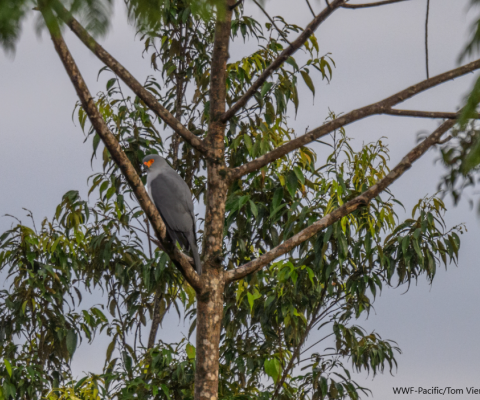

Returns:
437,122,480,207
451,0,480,176
0,1,465,400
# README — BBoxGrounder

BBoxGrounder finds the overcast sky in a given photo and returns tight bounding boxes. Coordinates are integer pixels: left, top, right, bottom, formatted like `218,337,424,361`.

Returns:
1,0,479,398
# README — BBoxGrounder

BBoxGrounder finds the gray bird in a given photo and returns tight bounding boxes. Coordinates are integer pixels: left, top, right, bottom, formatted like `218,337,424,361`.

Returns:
142,154,202,275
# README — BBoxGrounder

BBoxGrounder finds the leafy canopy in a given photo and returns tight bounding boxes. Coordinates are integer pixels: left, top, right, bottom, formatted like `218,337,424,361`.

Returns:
0,1,463,400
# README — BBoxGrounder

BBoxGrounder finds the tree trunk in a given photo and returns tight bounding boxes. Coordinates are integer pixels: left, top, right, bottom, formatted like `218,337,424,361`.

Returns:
194,270,225,400
194,2,234,399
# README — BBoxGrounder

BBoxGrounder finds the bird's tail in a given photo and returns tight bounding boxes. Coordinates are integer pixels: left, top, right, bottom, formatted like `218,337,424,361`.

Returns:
186,231,202,275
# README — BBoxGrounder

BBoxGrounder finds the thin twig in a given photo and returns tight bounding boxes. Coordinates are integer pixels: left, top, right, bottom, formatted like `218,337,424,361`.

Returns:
342,0,410,8
437,135,453,145
306,0,316,16
300,332,335,356
253,0,293,46
385,109,469,119
425,0,430,79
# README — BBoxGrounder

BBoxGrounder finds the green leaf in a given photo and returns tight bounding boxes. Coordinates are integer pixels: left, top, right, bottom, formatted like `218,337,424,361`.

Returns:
264,358,282,382
4,359,12,377
66,330,78,357
244,134,253,155
324,226,333,244
249,200,258,217
293,166,305,184
286,170,298,197
106,78,116,90
260,81,274,97
300,70,315,96
106,338,116,361
160,384,171,400
247,290,261,312
306,267,315,285
186,343,196,360
402,236,410,255
413,239,424,265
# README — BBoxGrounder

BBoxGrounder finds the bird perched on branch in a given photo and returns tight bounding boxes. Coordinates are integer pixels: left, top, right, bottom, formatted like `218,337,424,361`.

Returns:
142,154,202,275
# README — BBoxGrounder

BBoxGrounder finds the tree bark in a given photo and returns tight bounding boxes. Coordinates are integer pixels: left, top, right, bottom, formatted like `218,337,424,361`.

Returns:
147,292,164,349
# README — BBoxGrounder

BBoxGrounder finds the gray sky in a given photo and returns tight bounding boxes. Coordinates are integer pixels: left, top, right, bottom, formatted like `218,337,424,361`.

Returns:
1,0,479,398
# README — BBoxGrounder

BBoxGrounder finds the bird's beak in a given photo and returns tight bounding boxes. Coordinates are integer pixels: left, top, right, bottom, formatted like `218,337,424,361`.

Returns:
141,158,154,175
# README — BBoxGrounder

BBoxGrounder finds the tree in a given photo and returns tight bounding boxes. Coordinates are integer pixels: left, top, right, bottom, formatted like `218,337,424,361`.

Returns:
0,0,472,399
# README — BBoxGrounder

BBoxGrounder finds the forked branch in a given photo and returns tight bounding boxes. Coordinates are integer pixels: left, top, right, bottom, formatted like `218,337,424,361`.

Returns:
225,119,456,283
52,2,209,156
221,0,346,122
230,58,480,180
42,11,202,292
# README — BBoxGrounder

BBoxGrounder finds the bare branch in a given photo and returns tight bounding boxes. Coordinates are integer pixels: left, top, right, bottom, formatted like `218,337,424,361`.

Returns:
253,0,293,46
342,0,410,9
221,0,346,122
41,11,202,292
300,332,335,356
52,2,209,156
305,0,316,16
230,58,480,180
385,109,469,119
425,0,430,79
225,119,456,283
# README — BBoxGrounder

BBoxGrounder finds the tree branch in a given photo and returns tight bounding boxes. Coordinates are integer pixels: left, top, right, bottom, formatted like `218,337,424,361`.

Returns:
229,0,243,10
230,58,480,180
425,0,430,79
385,109,469,119
148,291,164,349
341,0,410,9
305,0,316,16
225,119,456,283
41,11,202,292
52,1,209,156
220,0,346,122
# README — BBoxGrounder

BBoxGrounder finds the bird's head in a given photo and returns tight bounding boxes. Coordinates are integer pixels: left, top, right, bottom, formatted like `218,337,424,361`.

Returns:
142,154,168,171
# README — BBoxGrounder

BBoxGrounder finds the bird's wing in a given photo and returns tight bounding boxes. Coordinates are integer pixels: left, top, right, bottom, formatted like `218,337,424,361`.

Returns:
149,171,196,236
